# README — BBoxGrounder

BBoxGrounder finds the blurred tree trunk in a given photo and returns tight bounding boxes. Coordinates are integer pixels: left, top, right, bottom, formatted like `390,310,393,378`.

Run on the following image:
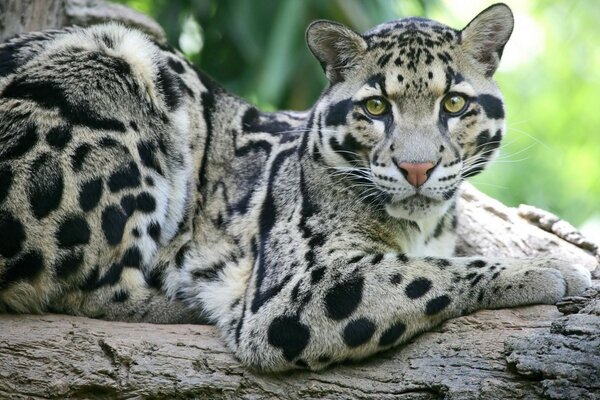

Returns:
1,1,599,399
0,0,165,41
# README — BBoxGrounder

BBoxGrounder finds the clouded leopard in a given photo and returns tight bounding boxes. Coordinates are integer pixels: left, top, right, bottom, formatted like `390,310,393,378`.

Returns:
0,3,591,371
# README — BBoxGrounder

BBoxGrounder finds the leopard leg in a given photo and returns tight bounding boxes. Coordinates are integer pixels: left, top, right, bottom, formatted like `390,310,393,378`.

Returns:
220,253,590,371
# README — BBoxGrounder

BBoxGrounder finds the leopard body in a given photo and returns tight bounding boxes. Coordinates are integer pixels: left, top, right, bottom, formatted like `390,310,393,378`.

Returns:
0,4,591,371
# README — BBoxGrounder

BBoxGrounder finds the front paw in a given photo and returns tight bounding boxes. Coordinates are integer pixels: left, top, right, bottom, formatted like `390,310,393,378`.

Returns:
539,260,592,297
488,259,592,308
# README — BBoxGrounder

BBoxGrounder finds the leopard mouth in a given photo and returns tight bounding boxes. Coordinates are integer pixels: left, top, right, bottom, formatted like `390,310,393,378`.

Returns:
390,194,439,207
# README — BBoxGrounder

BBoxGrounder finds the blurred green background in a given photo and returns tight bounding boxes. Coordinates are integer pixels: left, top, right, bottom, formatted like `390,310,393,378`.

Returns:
116,0,599,237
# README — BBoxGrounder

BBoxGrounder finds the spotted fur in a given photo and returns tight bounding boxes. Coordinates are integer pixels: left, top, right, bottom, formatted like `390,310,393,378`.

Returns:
0,4,591,371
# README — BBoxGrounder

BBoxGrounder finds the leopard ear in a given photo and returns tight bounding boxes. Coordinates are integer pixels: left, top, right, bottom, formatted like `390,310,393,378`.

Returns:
461,3,514,77
306,20,367,83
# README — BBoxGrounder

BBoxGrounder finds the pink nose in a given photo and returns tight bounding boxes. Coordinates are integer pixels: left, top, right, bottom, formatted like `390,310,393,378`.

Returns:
397,162,435,187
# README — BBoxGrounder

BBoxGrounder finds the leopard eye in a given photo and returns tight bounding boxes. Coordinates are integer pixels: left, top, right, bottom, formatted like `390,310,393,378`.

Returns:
442,94,468,115
364,97,389,117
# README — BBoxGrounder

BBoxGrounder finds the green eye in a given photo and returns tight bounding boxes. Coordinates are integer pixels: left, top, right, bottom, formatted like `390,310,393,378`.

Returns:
364,98,389,116
442,94,468,115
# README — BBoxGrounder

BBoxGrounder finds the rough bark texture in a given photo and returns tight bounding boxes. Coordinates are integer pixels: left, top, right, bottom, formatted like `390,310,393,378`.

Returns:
1,1,599,399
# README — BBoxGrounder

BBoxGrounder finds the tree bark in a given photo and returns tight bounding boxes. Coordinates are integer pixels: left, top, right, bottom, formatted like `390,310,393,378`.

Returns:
0,0,165,41
1,1,598,399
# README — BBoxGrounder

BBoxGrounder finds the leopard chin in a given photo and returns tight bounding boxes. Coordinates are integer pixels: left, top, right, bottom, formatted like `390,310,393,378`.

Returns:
385,195,449,222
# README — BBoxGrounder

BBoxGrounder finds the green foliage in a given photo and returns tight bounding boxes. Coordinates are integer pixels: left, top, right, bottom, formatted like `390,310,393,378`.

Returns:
114,0,599,227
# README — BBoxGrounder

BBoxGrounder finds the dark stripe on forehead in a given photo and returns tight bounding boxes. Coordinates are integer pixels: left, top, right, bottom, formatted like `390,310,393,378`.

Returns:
366,73,387,97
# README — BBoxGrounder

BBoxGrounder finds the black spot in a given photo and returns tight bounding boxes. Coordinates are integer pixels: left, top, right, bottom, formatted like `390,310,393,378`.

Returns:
371,253,384,264
108,162,141,192
397,253,409,263
379,321,406,346
377,53,392,68
55,250,84,278
267,315,310,361
443,187,457,200
79,178,103,212
147,222,161,242
168,58,185,74
241,106,293,134
425,295,451,315
130,121,139,131
120,195,136,216
325,99,352,126
2,78,127,132
136,192,156,213
348,254,365,264
1,123,38,160
308,232,326,248
432,219,445,239
318,355,331,363
79,265,100,291
0,211,25,258
390,273,403,285
325,276,364,320
295,359,309,368
144,176,154,186
46,125,72,149
0,249,44,287
405,277,432,299
113,290,129,302
476,130,491,147
28,153,64,219
96,262,124,287
99,137,120,148
343,318,376,347
100,33,114,48
467,260,487,269
366,73,387,96
137,141,163,174
477,290,485,303
132,228,140,237
192,260,226,281
101,205,128,245
0,165,13,205
157,64,181,110
197,90,215,195
435,259,451,269
175,244,189,268
311,266,326,284
291,281,301,302
121,246,141,268
57,216,90,247
71,143,92,172
477,94,504,119
470,274,483,287
144,267,164,290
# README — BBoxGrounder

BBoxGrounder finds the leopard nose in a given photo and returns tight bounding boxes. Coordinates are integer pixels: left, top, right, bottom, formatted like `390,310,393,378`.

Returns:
397,162,436,188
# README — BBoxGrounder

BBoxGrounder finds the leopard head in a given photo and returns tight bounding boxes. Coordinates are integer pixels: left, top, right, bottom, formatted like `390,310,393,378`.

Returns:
305,3,513,221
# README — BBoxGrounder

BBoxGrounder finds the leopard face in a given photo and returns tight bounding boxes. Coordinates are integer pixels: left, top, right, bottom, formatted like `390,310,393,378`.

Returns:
306,5,513,221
